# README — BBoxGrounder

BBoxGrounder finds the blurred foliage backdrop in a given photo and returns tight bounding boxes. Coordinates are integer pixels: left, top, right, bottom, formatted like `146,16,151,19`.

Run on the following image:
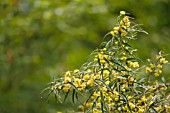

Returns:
0,0,170,113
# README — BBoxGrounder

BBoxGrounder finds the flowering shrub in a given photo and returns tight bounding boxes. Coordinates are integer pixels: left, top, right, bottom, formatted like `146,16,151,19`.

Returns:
43,11,170,113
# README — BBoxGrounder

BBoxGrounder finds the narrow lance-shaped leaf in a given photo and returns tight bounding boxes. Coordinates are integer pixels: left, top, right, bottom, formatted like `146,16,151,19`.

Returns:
63,90,70,102
72,89,75,104
91,96,99,113
119,93,132,113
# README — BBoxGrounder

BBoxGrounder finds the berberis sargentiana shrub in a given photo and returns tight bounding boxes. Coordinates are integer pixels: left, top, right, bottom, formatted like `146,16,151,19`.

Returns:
43,11,170,113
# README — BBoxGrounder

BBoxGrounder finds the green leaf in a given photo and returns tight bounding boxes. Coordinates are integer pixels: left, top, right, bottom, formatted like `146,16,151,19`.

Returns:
63,90,70,102
119,93,132,113
75,92,84,105
100,91,104,113
122,42,132,48
126,58,142,62
151,106,158,113
40,87,51,94
94,79,111,90
112,67,121,72
111,61,127,71
72,89,75,104
85,90,96,104
98,58,101,66
91,96,99,112
100,91,109,113
68,82,84,96
54,91,62,103
146,101,156,112
44,90,53,103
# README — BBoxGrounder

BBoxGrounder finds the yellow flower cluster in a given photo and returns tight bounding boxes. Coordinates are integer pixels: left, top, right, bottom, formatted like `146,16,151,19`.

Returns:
110,11,130,37
46,11,170,113
146,53,168,77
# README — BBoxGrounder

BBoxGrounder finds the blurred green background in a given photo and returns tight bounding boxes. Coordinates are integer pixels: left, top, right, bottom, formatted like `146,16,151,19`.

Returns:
0,0,170,113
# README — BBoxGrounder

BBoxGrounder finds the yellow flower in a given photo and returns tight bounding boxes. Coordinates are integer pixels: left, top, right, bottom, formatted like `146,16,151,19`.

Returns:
146,67,152,73
121,87,126,92
158,70,162,74
150,63,155,68
154,72,159,77
51,85,57,90
125,47,129,50
114,30,119,34
129,77,134,82
138,108,144,113
128,96,132,100
149,101,153,105
74,78,81,86
87,79,94,86
120,20,124,26
103,70,110,76
121,56,127,61
126,22,130,27
87,69,92,73
113,26,120,31
92,109,102,113
113,91,119,95
118,107,121,111
100,59,105,64
105,81,110,85
57,112,62,113
123,16,129,23
73,69,79,73
58,85,62,89
121,29,127,36
93,91,100,98
133,62,139,68
120,11,126,15
63,84,70,92
114,97,119,101
104,55,109,59
86,102,93,107
160,58,168,64
141,95,147,102
110,31,114,36
115,41,118,45
101,86,107,92
65,71,71,77
165,105,170,112
80,83,86,89
64,77,71,83
94,58,98,62
157,64,162,69
103,48,107,51
129,102,135,109
128,61,139,68
94,74,100,79
83,74,89,80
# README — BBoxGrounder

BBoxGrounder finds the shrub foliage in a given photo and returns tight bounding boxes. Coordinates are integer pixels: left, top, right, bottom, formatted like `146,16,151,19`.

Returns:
43,11,170,113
